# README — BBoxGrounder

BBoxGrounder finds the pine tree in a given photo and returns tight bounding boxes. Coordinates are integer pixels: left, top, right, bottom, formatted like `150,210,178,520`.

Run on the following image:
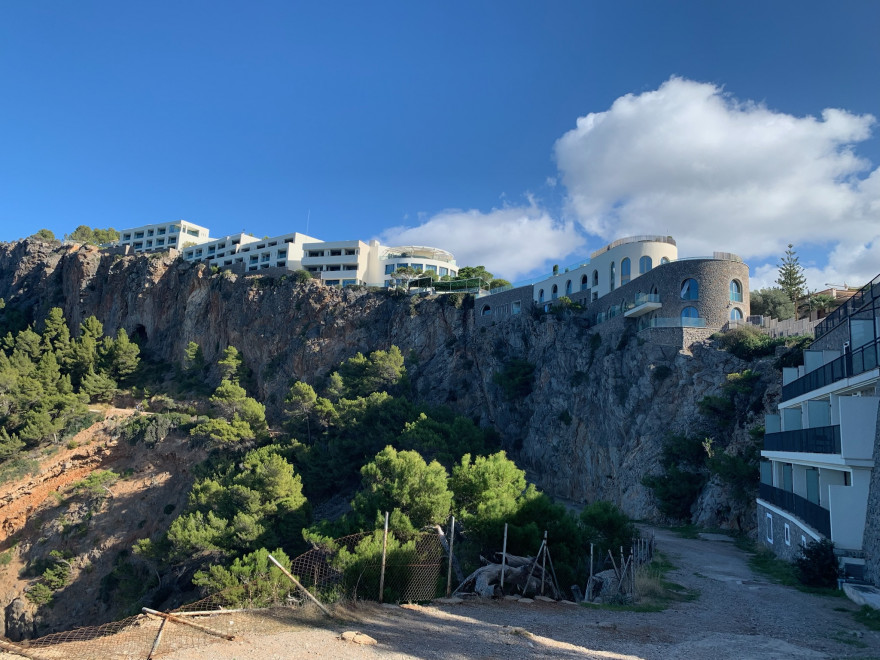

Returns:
218,346,243,383
776,244,807,304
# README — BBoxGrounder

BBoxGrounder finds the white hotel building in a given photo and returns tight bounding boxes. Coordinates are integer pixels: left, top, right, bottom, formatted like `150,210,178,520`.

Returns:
115,221,457,287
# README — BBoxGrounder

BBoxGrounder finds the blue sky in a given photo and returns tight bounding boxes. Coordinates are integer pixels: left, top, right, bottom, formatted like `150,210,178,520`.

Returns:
1,2,879,289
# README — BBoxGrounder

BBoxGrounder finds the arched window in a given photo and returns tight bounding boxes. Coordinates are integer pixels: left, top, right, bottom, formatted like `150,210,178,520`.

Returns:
620,258,631,285
639,256,652,274
581,274,588,291
551,284,558,300
610,262,616,290
538,289,545,303
660,257,670,265
681,306,699,319
565,280,572,295
730,279,743,302
651,285,659,296
681,278,699,300
592,270,599,287
730,307,743,321
481,305,492,317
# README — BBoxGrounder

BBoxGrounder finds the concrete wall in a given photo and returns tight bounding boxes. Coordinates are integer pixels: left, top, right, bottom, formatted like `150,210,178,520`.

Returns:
758,502,819,560
475,286,536,327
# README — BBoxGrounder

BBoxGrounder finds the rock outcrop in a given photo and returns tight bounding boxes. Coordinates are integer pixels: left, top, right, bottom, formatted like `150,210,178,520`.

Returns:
0,240,776,527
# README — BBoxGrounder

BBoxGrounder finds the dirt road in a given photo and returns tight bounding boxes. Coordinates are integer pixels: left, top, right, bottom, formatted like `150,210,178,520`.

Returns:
163,528,880,659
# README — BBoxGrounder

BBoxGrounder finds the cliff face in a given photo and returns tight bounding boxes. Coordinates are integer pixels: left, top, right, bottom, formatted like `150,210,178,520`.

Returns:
0,241,776,527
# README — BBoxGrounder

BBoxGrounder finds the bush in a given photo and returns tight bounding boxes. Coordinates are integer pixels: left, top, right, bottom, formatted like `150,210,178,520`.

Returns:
492,359,536,400
292,270,312,284
716,326,780,360
795,539,839,588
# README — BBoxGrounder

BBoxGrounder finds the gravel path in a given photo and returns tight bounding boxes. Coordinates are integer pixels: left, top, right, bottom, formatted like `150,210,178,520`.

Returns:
165,529,880,659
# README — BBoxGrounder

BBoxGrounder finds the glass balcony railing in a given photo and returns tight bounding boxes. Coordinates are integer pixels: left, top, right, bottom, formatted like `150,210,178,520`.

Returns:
759,483,830,537
764,425,841,454
781,336,880,401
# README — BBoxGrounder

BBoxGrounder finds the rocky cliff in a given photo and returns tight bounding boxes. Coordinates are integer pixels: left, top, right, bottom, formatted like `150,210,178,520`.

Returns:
0,240,778,528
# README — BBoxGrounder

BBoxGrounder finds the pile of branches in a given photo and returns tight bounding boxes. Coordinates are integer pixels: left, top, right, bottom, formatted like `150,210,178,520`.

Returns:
453,553,560,599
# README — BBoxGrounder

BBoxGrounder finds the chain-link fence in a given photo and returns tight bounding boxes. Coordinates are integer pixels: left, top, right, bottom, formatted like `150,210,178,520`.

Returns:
0,523,450,660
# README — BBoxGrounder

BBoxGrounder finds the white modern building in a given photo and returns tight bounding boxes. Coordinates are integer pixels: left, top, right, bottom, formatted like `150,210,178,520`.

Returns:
532,235,678,304
116,221,457,286
758,272,880,576
300,241,457,287
118,221,212,253
181,232,320,272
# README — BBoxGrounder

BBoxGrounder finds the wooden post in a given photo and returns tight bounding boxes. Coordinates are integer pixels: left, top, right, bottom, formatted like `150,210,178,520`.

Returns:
500,523,508,591
148,617,167,659
524,539,546,596
266,555,332,618
446,516,455,597
545,545,561,598
540,530,548,596
379,511,389,604
585,542,594,601
142,608,235,640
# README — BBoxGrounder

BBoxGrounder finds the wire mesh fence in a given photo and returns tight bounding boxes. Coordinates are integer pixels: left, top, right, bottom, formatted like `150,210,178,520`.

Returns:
0,525,450,660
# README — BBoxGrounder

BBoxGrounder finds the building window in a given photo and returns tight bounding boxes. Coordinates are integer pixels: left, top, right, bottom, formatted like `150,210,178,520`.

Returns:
681,306,699,319
680,278,699,300
730,307,743,321
481,305,492,317
639,256,652,274
801,535,807,547
581,274,588,291
620,258,631,285
385,264,395,275
730,279,743,302
551,284,558,300
784,523,791,546
660,256,670,264
512,301,521,315
766,513,773,543
538,289,545,303
592,270,598,287
610,262,616,290
439,267,448,276
565,280,572,296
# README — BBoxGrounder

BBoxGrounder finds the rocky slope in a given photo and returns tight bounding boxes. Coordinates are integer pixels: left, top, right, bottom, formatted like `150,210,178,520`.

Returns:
0,240,777,527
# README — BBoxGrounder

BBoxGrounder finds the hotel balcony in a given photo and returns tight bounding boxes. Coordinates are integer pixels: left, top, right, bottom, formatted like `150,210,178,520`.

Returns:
764,425,841,454
624,293,662,318
759,483,831,537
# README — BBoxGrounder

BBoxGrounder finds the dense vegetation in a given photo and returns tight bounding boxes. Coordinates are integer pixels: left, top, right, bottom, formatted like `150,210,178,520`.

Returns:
0,300,638,607
0,305,140,471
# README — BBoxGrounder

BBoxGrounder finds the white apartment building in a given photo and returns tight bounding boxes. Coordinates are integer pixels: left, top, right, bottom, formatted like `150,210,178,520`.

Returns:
759,272,880,576
532,235,678,304
118,221,212,253
181,232,321,272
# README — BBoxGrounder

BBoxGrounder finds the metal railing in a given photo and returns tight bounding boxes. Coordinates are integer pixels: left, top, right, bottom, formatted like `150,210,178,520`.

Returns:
641,316,707,329
759,483,831,537
781,336,880,401
764,425,841,454
814,273,880,339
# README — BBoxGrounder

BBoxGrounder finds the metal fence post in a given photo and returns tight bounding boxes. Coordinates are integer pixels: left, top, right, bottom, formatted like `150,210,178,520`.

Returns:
446,516,456,597
379,511,389,603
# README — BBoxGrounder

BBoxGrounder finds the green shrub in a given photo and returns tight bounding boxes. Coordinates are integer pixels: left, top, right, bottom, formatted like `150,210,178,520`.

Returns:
795,539,839,588
25,583,53,606
292,269,312,284
492,359,536,400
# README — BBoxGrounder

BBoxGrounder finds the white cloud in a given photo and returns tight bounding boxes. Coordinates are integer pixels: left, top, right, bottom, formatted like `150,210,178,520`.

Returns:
380,204,584,281
554,77,880,283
